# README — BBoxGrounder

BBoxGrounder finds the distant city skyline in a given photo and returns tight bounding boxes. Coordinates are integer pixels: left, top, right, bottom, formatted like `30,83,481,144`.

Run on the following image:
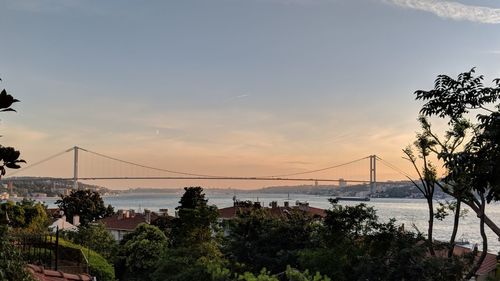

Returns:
1,0,499,188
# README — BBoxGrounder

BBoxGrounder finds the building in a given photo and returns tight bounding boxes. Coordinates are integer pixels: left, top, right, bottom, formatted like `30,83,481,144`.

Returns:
48,215,79,232
451,245,499,281
218,200,326,220
0,192,9,200
99,209,171,241
339,178,347,188
218,200,326,237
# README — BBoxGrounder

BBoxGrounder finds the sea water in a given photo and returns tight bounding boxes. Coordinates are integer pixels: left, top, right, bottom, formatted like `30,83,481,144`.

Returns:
39,191,500,252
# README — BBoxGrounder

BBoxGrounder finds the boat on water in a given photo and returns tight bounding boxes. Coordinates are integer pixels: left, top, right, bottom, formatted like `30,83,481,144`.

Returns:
335,196,370,202
455,235,470,246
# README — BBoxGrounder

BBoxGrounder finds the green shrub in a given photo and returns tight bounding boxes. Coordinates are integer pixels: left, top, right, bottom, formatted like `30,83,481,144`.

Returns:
57,238,116,281
0,227,35,281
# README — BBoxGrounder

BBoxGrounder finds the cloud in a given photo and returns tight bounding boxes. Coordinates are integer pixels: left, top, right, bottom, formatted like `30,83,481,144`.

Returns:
225,94,250,102
385,0,500,24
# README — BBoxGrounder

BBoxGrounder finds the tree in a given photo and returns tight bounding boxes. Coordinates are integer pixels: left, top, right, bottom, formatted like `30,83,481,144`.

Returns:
0,201,25,228
152,247,226,281
115,223,168,281
402,131,439,255
0,81,25,177
236,269,279,281
151,214,174,236
0,199,49,232
284,266,331,281
411,68,500,279
55,189,114,226
0,77,25,209
298,200,469,281
153,187,223,281
208,266,332,281
170,186,219,248
0,226,34,281
224,207,318,274
0,78,33,280
300,201,392,280
64,222,117,262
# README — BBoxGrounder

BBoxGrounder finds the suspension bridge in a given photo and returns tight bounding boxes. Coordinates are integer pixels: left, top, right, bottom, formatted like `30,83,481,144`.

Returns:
1,146,415,196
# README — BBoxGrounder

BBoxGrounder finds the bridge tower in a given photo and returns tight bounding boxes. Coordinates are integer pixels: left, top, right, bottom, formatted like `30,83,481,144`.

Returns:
369,155,376,196
73,146,79,189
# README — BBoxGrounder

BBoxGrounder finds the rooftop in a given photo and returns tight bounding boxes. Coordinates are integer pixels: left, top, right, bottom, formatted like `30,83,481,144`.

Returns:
27,264,92,281
99,210,162,231
453,245,498,276
219,200,326,219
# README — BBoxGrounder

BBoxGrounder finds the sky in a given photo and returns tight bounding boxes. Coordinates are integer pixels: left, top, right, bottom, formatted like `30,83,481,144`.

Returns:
1,0,500,189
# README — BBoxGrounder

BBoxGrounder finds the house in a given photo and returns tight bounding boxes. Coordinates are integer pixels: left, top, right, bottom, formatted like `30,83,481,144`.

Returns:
218,200,326,237
47,210,80,233
0,192,9,200
100,209,168,241
48,215,79,233
452,245,499,281
218,200,326,221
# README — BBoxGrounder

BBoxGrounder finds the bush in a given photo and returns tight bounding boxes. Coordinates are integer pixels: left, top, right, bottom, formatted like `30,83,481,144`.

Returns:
0,226,35,281
63,223,117,262
57,238,115,281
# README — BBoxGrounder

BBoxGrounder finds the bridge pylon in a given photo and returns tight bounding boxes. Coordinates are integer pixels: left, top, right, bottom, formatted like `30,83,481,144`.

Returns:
369,155,377,196
73,146,79,189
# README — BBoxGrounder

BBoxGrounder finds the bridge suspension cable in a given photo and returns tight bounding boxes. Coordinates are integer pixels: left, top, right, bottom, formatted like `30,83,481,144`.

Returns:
375,156,415,181
262,156,370,178
79,147,225,178
8,148,73,176
79,147,370,180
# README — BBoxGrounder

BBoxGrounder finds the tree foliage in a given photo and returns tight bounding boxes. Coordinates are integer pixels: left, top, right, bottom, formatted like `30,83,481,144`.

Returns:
415,68,500,203
224,207,319,274
115,223,167,281
0,226,35,281
115,186,473,281
299,200,469,281
402,131,439,255
0,199,49,232
0,78,33,280
152,187,222,281
408,68,500,278
0,80,25,177
56,237,116,281
55,189,114,226
171,186,219,247
64,222,117,262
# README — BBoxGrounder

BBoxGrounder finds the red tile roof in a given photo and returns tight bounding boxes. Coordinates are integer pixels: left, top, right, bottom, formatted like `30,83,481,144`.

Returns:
219,206,241,219
99,213,158,231
301,206,327,217
100,210,175,231
453,245,498,276
27,265,92,281
218,205,326,219
433,245,498,276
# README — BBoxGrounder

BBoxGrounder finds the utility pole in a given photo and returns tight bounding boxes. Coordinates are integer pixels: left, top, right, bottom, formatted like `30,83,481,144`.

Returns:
73,146,79,189
369,155,376,196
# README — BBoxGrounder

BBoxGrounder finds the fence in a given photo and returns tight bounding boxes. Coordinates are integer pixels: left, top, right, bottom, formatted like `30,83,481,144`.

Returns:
12,228,89,274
